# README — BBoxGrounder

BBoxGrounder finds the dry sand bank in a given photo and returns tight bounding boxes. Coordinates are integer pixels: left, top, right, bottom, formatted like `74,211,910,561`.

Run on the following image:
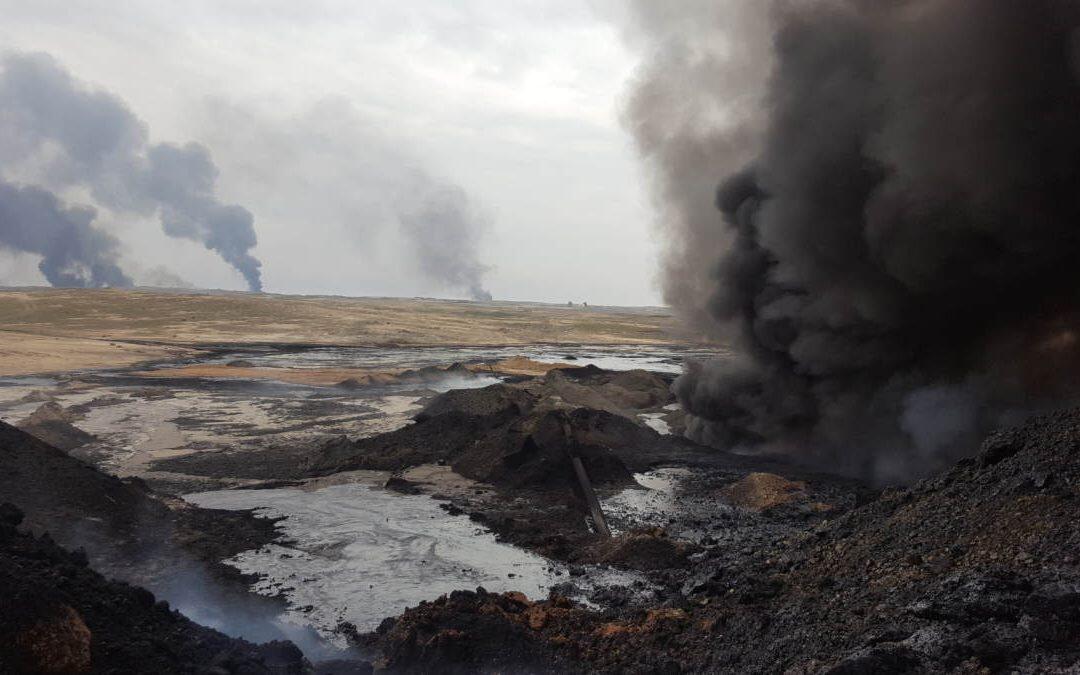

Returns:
0,331,194,377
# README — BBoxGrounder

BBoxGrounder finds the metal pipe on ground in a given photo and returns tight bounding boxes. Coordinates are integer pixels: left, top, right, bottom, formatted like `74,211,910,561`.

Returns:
571,455,611,538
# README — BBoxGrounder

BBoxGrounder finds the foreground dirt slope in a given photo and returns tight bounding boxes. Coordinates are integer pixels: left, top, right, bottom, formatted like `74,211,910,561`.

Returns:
0,503,318,675
357,408,1080,674
0,420,371,668
0,419,278,579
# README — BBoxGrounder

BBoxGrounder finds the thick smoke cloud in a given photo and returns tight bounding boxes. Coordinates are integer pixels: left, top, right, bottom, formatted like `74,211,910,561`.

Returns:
0,180,131,287
0,52,262,291
625,1,1080,480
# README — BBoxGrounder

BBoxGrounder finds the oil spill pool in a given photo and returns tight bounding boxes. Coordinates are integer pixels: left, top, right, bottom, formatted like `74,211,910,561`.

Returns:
186,481,633,640
602,468,691,536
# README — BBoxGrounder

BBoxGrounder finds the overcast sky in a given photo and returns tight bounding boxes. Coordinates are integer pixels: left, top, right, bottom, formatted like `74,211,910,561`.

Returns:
0,0,663,306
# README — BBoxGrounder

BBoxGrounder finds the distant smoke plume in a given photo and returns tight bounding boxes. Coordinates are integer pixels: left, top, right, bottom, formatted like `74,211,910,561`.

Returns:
200,98,492,300
625,1,1080,480
399,180,492,301
0,180,131,287
0,52,262,291
135,265,195,289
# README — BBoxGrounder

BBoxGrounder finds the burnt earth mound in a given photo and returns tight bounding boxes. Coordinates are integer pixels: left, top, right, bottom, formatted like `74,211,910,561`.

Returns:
0,419,171,560
520,365,676,416
308,382,700,493
348,589,575,675
0,419,280,578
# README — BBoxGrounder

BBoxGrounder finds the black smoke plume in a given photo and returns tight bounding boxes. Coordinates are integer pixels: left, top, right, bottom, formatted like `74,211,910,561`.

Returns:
626,1,1080,480
0,180,131,287
0,53,262,291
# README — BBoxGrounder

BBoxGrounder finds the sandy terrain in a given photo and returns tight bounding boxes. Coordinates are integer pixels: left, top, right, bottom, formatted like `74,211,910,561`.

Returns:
130,364,407,387
130,357,572,387
0,331,195,377
0,288,675,346
0,288,678,376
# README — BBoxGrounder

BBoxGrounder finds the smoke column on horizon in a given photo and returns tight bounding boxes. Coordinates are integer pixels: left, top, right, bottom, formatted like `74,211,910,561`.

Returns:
201,98,494,301
0,180,131,287
624,0,1080,481
0,52,263,291
399,179,492,302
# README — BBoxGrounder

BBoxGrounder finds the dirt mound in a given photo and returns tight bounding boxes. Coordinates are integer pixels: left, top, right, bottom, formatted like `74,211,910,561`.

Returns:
310,371,700,483
522,367,675,417
586,529,694,571
0,417,281,567
307,393,519,476
313,387,636,493
452,408,635,490
18,400,76,425
349,589,577,674
336,363,485,390
7,599,91,674
720,472,830,512
308,378,712,494
414,383,535,421
0,504,311,674
676,409,1080,671
16,401,96,450
350,587,702,674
